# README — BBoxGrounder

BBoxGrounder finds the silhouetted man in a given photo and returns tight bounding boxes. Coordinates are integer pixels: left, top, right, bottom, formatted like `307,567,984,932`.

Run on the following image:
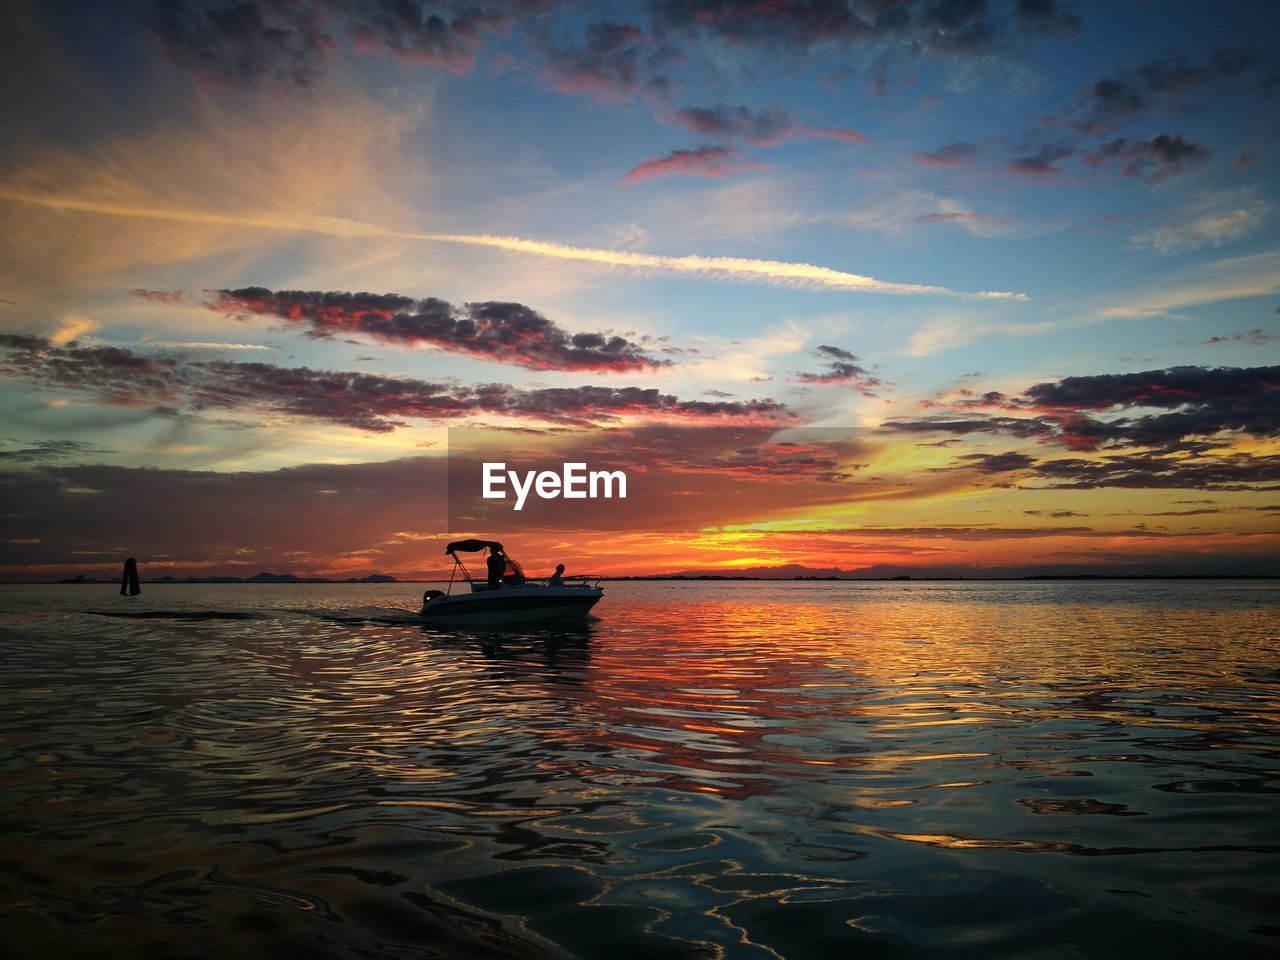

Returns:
486,546,504,589
548,563,566,586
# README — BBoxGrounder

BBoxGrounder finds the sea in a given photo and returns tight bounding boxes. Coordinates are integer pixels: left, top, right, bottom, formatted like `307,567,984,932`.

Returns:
1,579,1278,958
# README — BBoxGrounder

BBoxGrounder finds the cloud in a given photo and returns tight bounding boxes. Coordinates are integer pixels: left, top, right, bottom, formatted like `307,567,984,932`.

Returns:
1013,365,1280,453
906,315,1064,356
1069,49,1261,130
0,439,108,463
1008,143,1074,176
1084,133,1211,183
815,344,858,362
651,0,1084,56
882,415,1053,439
0,188,1027,300
0,85,419,314
0,334,788,432
624,145,770,182
1128,190,1272,254
1199,329,1277,346
884,364,1280,453
1013,0,1081,35
213,287,667,372
670,103,864,146
1097,251,1280,318
128,288,186,304
652,439,859,483
139,339,273,350
49,314,99,345
836,189,1042,241
1033,451,1280,490
911,141,979,167
535,19,677,102
1234,148,1259,169
1020,365,1278,411
793,344,881,392
144,0,335,88
342,0,528,72
144,0,541,87
955,451,1037,473
913,211,1012,229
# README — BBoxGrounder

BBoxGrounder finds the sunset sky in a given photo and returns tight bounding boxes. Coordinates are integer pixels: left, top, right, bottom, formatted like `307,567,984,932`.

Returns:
1,0,1277,580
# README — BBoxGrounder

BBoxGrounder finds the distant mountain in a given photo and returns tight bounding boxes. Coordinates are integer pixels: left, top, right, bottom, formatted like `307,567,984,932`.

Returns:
668,561,1278,580
146,572,399,584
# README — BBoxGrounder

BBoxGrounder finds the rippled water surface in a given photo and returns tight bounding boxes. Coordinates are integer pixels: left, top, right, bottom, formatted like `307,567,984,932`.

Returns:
2,580,1278,958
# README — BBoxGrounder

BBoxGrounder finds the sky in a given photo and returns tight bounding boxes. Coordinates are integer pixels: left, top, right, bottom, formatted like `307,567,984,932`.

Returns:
1,0,1278,581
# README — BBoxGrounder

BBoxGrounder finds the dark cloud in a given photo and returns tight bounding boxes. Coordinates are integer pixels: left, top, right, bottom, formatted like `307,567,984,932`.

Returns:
794,345,881,392
1033,452,1280,491
535,20,679,102
673,103,790,142
1022,365,1277,451
1013,0,1080,35
671,103,864,145
655,439,858,483
774,524,1102,540
883,365,1280,488
882,415,1053,439
0,335,788,433
145,0,335,87
956,451,1036,473
213,287,665,372
816,344,858,362
1084,133,1210,183
794,363,879,388
339,0,536,72
1199,329,1276,346
624,145,767,181
1021,365,1277,411
650,0,1081,56
912,141,978,167
1008,143,1074,176
1071,49,1261,130
0,439,109,463
145,0,547,86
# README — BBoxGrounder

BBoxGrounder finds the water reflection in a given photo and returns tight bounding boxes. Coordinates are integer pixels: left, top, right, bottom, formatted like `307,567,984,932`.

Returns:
0,580,1277,957
423,621,595,685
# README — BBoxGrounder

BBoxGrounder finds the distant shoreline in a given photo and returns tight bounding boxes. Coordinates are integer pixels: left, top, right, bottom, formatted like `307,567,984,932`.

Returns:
10,573,1278,585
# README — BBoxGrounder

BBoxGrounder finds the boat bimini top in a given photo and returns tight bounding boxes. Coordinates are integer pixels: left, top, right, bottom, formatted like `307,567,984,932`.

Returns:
444,539,526,593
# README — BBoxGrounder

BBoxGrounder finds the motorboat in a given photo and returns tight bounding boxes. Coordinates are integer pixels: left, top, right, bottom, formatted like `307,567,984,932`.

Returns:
418,539,604,624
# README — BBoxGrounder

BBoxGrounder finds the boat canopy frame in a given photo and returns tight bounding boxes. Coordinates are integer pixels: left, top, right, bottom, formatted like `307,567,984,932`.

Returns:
441,539,599,596
444,540,525,595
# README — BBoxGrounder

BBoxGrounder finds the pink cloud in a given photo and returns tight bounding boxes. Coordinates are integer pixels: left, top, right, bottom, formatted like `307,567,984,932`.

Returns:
624,146,770,182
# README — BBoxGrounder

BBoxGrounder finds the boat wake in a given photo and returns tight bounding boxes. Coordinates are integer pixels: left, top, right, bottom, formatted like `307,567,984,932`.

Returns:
88,610,267,621
299,606,424,624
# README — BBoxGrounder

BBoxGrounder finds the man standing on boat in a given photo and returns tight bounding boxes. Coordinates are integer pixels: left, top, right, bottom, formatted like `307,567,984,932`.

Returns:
486,545,505,589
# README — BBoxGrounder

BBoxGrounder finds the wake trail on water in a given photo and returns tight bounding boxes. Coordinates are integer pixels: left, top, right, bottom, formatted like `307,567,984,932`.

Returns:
87,606,425,624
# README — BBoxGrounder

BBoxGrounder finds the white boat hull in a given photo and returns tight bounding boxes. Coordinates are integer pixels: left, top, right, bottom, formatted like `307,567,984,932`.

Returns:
419,585,603,624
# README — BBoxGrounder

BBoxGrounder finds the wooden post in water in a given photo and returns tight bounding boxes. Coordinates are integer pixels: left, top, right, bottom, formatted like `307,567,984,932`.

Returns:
120,557,141,596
